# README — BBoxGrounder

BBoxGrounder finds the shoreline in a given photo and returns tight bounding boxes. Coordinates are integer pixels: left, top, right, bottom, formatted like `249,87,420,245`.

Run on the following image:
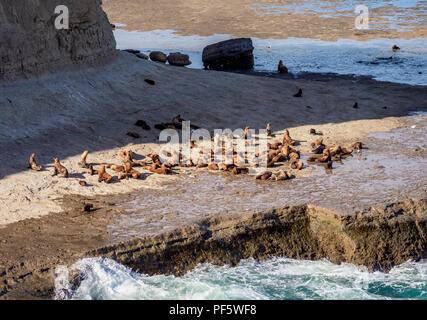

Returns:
0,53,426,299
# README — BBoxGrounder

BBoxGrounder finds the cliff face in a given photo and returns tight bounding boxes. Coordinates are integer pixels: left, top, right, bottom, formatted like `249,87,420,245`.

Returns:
0,0,116,80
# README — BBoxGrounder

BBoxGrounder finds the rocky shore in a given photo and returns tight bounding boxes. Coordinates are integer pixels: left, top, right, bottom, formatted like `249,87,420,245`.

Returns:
0,0,426,300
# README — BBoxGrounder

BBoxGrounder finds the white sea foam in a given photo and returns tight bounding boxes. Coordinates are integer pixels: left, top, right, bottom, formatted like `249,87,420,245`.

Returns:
56,257,427,300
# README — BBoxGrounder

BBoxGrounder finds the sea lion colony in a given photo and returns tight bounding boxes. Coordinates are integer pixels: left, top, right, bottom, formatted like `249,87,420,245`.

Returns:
27,122,362,202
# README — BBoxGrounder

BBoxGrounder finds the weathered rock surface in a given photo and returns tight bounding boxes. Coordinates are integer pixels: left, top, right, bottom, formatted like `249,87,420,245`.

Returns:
202,38,254,70
0,197,425,299
149,51,167,63
167,52,191,66
0,0,116,81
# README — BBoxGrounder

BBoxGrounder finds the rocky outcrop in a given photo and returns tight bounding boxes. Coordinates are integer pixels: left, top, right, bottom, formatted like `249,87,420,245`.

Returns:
0,197,426,299
0,0,116,81
93,199,427,276
202,38,254,70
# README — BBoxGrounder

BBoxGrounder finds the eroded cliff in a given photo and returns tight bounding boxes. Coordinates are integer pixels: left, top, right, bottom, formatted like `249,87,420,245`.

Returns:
0,0,116,80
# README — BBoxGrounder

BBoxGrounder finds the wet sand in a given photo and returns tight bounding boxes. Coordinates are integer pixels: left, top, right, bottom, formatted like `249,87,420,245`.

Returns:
102,0,427,40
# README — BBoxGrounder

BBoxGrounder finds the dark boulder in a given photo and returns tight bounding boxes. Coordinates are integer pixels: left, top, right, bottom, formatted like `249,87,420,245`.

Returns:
167,52,192,66
149,51,167,63
202,38,254,70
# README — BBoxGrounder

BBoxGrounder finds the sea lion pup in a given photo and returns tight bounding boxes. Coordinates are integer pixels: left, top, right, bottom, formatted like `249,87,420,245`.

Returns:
255,171,273,181
290,160,303,170
79,180,87,187
147,153,162,166
282,129,295,146
309,128,316,135
353,102,359,109
28,153,42,171
78,150,89,168
266,123,273,137
98,165,113,183
278,60,288,73
293,88,303,98
350,142,363,151
53,158,68,178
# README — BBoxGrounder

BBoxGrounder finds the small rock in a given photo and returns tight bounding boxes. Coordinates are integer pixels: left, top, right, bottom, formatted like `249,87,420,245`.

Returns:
149,51,167,63
135,53,148,60
167,52,192,67
82,203,93,213
123,49,140,54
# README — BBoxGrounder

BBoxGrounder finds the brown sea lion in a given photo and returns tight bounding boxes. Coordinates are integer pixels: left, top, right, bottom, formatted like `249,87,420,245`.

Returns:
98,165,113,183
78,150,89,168
53,158,68,178
278,60,288,73
28,153,42,171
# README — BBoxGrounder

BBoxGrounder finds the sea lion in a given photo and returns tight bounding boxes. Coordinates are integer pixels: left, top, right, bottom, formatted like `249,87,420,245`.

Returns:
28,153,42,171
392,45,400,52
144,79,156,85
78,150,89,168
266,123,273,137
135,120,151,130
293,89,303,98
98,165,113,183
111,165,125,172
88,166,97,176
127,132,140,139
118,172,131,180
278,60,288,73
290,160,303,170
255,171,272,181
82,203,93,213
208,163,219,170
53,158,68,178
268,142,282,150
316,149,331,163
282,129,295,146
350,142,363,151
273,170,291,181
130,169,142,179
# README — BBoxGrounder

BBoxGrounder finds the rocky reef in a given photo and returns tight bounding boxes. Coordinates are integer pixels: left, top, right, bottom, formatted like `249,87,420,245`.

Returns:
0,0,116,80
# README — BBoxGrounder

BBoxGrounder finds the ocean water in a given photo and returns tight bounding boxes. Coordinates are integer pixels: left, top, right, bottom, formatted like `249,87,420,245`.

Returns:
56,257,427,300
115,29,427,85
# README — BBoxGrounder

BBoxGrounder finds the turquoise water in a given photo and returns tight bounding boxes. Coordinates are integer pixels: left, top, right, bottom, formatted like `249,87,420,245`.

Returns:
55,258,427,300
